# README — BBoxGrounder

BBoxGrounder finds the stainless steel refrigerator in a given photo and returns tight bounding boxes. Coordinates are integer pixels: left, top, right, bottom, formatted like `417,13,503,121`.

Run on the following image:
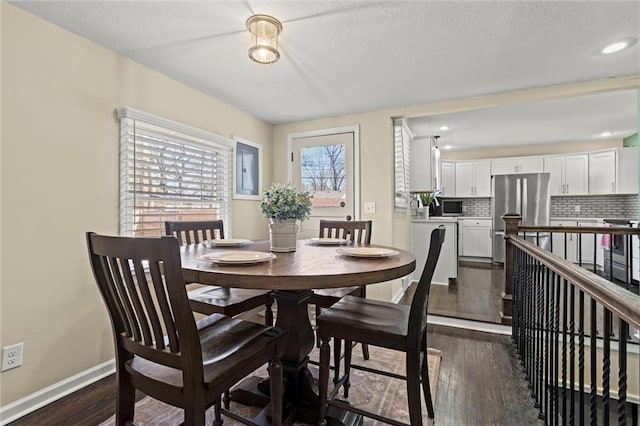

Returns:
492,173,551,263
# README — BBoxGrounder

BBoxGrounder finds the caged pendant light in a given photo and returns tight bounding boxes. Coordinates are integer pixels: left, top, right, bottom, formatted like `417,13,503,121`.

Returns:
246,14,283,64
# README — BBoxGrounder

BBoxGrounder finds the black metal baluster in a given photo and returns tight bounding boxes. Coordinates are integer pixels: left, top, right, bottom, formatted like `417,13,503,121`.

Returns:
592,231,597,273
562,277,568,424
543,267,551,422
618,319,628,426
579,290,585,426
602,308,611,426
590,298,597,426
569,282,576,426
525,253,531,382
536,256,544,414
552,273,560,425
578,233,583,267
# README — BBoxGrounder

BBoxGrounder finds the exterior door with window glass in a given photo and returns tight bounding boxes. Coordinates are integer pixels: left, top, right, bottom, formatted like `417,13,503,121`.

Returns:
291,131,355,239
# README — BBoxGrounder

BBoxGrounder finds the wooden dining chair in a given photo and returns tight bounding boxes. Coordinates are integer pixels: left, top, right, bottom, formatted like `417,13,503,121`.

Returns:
317,226,446,426
165,220,274,326
86,232,285,426
309,219,372,380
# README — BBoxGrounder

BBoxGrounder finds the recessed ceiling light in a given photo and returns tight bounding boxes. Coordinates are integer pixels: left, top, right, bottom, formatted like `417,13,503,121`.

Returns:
439,125,449,131
600,37,637,54
443,145,452,150
601,131,612,137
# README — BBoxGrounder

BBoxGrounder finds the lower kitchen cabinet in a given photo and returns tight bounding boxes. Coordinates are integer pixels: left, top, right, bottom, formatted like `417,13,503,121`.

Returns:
550,220,578,262
460,218,492,258
411,220,458,285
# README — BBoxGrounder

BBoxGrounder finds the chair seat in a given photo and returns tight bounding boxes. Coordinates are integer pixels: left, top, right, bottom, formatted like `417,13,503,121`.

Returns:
127,314,285,404
309,286,362,308
187,285,272,317
317,295,410,352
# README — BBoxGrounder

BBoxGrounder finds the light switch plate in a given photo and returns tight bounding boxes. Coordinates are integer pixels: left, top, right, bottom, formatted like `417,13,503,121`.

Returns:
364,202,376,214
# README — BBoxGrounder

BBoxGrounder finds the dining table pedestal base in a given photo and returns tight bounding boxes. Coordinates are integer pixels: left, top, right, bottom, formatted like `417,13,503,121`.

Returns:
229,289,362,426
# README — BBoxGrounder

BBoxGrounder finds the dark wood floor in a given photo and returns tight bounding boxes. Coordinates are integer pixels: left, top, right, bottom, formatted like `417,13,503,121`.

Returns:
9,324,540,426
428,261,505,324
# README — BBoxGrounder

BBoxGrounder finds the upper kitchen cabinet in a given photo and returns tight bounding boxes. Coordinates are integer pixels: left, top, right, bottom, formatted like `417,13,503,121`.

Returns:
589,150,616,194
491,156,544,175
440,161,456,197
589,147,638,195
455,160,491,197
544,154,588,195
616,147,638,194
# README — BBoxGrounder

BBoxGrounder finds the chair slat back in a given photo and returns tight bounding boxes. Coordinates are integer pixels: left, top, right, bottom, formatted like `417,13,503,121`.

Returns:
407,226,446,343
319,220,372,244
165,220,225,245
87,233,202,372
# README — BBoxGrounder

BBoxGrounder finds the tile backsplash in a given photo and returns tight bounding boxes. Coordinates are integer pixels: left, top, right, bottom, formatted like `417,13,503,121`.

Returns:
453,194,638,219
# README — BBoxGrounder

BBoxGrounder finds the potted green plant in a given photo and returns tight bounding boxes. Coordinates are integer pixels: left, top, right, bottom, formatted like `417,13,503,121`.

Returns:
418,190,441,217
259,183,312,252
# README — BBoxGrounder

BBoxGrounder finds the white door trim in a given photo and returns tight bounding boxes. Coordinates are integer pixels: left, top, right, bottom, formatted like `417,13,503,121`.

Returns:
287,125,361,219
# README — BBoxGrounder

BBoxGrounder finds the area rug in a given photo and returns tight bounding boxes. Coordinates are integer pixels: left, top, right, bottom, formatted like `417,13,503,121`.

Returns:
100,346,441,425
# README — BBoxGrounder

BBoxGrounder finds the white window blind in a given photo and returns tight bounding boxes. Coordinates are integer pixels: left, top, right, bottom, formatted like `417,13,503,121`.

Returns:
394,119,411,211
118,108,232,237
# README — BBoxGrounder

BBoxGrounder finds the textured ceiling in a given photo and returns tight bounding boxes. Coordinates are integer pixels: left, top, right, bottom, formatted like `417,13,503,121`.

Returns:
9,1,640,148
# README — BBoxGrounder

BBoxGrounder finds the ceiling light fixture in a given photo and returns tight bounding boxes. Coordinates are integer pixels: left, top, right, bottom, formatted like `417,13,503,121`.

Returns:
439,125,449,131
443,145,452,150
601,37,637,54
601,131,612,137
246,14,282,64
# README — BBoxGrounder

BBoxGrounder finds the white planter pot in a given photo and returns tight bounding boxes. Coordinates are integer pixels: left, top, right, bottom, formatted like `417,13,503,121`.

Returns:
269,218,298,252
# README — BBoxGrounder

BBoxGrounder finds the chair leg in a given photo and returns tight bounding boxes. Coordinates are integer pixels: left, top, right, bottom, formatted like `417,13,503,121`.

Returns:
406,352,423,426
317,335,331,426
264,301,274,326
184,400,206,425
343,340,352,398
315,304,322,348
333,338,342,385
269,357,283,426
115,374,136,426
361,343,370,360
214,399,223,426
421,351,435,419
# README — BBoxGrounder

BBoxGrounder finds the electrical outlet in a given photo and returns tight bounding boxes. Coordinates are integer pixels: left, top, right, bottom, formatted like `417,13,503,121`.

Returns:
2,343,23,371
364,201,376,214
574,205,581,213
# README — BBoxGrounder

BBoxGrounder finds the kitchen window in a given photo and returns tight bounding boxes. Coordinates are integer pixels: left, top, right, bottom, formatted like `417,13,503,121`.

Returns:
117,108,232,237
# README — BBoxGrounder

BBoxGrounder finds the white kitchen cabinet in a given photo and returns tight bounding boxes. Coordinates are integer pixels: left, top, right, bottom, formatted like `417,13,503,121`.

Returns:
589,150,616,194
491,156,543,175
633,234,639,282
411,220,457,285
544,154,588,195
460,218,492,258
550,220,578,262
456,160,491,197
440,161,456,197
616,147,638,194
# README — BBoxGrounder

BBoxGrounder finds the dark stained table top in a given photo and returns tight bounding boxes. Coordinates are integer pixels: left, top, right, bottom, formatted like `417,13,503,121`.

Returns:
180,239,416,290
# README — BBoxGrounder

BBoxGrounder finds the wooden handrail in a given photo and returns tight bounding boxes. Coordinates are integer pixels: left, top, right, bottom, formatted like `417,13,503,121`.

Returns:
517,225,640,235
507,234,640,329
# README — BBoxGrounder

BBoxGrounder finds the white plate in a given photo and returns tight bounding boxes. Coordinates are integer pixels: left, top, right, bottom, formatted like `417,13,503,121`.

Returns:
204,238,252,247
308,237,350,245
198,251,276,264
336,247,399,258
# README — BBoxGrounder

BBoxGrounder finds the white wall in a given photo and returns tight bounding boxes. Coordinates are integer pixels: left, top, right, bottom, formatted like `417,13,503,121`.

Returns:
0,3,273,406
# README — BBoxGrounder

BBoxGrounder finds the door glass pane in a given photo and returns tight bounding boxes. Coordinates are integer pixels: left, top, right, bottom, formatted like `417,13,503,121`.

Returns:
301,144,346,209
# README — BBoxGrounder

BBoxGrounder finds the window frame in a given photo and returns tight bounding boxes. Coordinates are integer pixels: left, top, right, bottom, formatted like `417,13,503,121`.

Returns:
117,107,233,237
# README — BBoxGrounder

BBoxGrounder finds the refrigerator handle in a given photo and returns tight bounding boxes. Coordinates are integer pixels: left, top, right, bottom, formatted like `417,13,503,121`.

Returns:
516,178,521,215
522,178,528,224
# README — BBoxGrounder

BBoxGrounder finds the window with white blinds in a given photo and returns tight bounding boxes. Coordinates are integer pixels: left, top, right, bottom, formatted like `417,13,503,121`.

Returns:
394,119,411,211
118,108,232,237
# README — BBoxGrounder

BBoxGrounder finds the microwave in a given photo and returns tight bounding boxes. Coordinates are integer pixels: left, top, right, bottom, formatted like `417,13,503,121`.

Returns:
441,199,463,216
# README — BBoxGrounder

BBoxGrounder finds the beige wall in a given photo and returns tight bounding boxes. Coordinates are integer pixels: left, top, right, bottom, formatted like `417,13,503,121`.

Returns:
0,3,272,405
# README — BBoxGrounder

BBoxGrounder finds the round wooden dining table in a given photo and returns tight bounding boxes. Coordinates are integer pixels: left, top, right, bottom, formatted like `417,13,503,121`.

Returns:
180,239,415,425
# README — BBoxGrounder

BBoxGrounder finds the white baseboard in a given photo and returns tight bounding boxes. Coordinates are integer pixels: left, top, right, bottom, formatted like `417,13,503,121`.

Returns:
0,359,115,425
427,314,512,335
